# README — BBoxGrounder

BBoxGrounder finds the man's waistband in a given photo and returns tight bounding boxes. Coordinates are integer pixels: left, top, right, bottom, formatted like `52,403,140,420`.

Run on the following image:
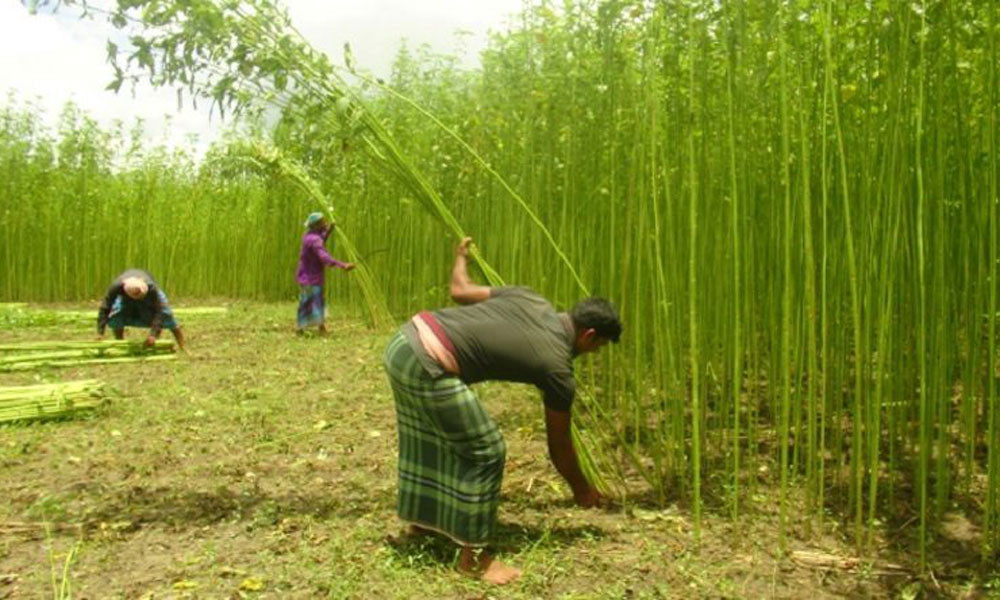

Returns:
411,311,459,375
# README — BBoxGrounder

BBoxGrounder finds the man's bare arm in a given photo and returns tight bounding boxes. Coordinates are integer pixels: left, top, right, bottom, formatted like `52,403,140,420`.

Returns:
450,237,491,305
544,407,602,507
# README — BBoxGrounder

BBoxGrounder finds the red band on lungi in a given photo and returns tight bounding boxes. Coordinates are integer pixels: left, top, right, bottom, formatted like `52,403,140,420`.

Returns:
417,310,456,356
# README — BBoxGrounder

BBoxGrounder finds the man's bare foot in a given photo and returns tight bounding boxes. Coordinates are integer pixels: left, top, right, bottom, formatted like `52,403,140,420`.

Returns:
481,558,522,585
457,547,521,585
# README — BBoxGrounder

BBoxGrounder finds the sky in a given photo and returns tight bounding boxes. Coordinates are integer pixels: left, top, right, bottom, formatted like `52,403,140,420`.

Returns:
0,0,524,152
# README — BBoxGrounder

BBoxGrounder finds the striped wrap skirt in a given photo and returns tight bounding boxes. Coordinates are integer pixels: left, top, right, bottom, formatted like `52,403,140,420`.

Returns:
382,331,505,547
296,284,325,329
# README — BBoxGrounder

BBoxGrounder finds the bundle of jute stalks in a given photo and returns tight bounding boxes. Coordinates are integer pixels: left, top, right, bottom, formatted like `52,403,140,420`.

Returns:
0,340,176,372
55,307,228,320
0,379,106,423
1,305,227,329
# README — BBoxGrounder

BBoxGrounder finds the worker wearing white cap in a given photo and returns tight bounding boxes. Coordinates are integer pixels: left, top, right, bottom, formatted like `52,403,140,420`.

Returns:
97,269,186,350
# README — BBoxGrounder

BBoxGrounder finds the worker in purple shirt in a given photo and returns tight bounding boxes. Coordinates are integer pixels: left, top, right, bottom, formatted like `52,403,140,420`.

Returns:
296,212,355,335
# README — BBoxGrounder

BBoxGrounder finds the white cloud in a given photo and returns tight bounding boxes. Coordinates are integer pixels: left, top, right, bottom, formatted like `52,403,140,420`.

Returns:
0,0,215,152
287,0,522,75
0,0,523,156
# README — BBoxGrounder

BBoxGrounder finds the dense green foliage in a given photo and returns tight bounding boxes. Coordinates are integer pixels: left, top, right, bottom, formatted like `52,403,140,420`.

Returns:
0,99,308,300
3,0,999,565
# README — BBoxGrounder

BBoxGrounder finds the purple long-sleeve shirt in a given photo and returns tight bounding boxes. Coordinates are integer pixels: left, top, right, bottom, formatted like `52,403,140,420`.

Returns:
296,227,347,286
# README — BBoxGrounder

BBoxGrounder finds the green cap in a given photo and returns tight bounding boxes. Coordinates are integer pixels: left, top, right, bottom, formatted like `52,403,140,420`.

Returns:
304,212,324,228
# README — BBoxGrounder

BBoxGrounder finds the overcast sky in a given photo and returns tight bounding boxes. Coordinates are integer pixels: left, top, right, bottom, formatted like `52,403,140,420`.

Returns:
0,0,524,152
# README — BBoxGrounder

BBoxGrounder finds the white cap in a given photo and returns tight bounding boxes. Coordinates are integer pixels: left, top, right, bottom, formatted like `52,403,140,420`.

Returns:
122,277,149,300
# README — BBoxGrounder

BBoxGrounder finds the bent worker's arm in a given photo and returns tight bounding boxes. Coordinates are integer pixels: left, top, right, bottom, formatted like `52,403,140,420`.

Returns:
544,407,601,507
146,285,166,339
449,237,491,305
96,282,121,336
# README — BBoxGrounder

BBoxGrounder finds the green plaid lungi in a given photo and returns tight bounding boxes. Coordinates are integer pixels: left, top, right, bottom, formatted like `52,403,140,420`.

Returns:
383,331,506,547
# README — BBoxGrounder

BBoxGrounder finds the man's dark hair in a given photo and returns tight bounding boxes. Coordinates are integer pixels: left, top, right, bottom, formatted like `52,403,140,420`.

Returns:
571,297,622,343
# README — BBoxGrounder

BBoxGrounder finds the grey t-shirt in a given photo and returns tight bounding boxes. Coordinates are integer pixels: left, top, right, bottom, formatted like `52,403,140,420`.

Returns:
402,286,577,412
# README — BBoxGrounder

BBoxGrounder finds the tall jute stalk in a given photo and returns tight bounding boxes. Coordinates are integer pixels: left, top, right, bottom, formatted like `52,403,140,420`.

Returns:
913,0,929,568
796,30,819,525
823,0,864,548
986,0,999,559
777,0,793,547
723,0,743,520
818,8,831,523
686,1,702,541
